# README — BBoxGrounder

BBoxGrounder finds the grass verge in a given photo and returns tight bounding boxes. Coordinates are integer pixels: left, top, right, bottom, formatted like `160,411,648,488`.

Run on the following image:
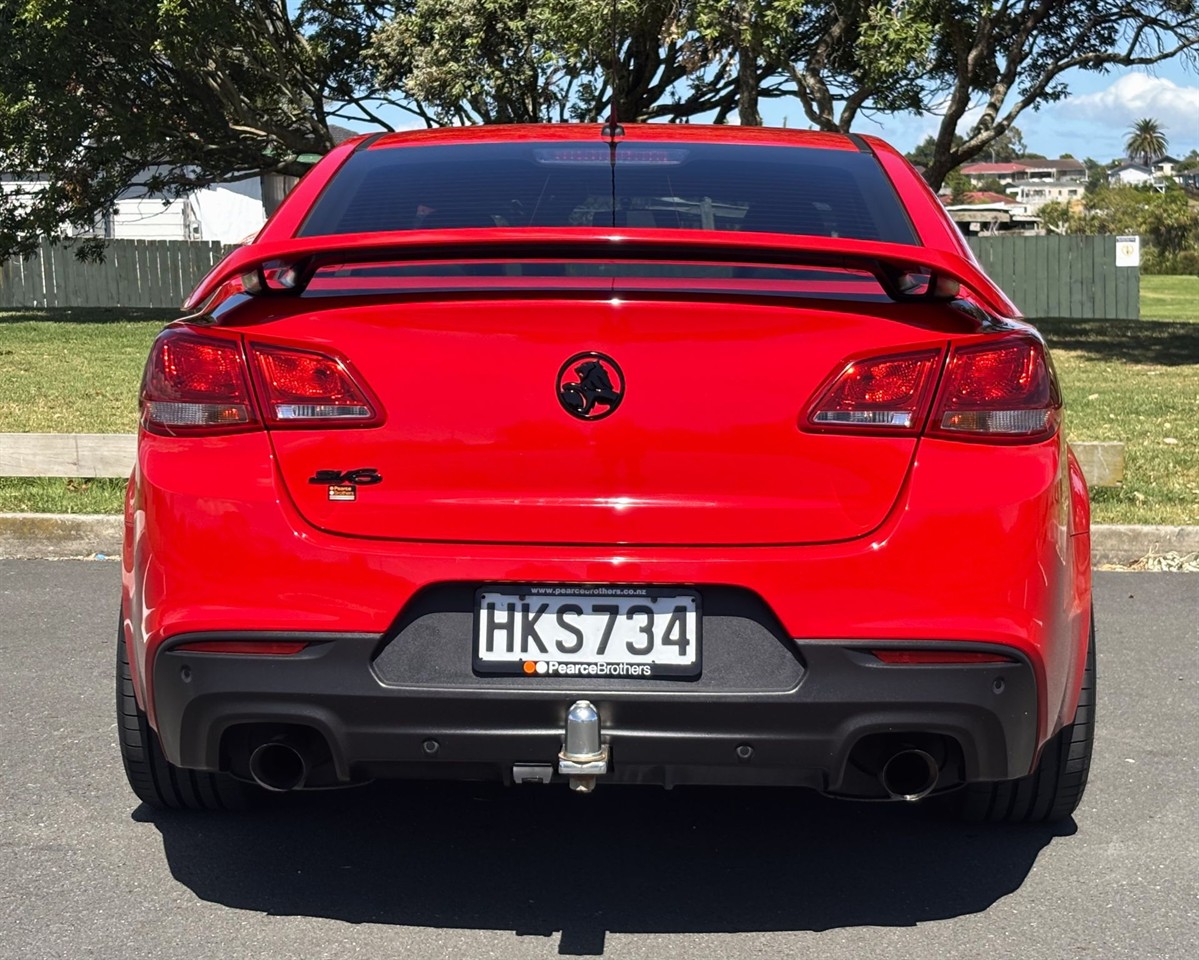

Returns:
1,281,1197,521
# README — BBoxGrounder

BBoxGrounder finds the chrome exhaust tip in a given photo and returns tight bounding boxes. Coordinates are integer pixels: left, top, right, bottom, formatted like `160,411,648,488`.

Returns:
879,748,940,801
248,740,308,792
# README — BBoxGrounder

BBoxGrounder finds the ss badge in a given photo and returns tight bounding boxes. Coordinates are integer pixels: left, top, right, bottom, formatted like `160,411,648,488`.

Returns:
308,468,382,501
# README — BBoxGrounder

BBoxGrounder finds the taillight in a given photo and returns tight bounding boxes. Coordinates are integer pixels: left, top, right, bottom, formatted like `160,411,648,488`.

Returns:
141,329,383,435
141,330,256,434
930,336,1060,442
806,349,941,433
249,343,381,427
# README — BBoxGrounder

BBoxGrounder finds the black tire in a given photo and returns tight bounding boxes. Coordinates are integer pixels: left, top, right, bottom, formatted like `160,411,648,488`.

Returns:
116,622,250,811
958,612,1096,824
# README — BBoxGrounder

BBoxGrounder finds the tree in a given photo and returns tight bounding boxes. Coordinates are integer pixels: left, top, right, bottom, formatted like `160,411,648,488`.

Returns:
986,127,1028,163
1069,184,1199,258
767,0,1199,190
1081,158,1110,194
944,169,972,204
906,133,965,170
0,1,395,260
1037,200,1071,234
366,1,757,126
1125,118,1169,166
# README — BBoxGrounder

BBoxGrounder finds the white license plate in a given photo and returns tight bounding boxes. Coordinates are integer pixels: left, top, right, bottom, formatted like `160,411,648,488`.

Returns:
474,587,701,679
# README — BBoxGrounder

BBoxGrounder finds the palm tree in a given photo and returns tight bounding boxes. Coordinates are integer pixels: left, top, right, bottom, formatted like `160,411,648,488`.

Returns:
1125,118,1168,167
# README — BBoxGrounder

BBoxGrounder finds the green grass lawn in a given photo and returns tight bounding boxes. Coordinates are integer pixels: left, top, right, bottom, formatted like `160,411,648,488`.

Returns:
0,307,172,433
2,278,1197,522
1139,274,1199,322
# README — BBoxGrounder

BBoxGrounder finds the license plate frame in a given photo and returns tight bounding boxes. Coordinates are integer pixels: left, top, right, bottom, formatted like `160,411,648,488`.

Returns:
472,585,702,680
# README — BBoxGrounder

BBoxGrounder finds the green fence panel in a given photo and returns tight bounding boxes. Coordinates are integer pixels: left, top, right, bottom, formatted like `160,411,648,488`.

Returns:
967,234,1139,320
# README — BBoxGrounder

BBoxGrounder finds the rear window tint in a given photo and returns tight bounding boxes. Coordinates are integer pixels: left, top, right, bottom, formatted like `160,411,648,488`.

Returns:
299,141,917,245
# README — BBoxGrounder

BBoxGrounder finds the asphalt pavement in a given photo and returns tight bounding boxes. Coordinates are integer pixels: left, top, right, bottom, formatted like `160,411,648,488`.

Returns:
1,562,1195,959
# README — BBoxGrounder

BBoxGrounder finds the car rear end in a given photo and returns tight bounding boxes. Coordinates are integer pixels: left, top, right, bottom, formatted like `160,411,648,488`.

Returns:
119,126,1092,814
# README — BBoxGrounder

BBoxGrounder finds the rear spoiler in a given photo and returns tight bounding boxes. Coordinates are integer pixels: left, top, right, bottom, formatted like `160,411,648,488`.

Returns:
183,228,1019,318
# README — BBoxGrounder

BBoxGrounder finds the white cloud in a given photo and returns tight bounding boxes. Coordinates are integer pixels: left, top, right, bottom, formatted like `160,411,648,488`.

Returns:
1066,73,1199,143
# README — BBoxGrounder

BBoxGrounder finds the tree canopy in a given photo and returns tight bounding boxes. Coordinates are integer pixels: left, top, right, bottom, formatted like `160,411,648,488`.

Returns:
1050,182,1199,273
2,0,1198,259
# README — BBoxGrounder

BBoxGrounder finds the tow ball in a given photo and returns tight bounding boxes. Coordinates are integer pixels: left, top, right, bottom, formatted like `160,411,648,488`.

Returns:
558,700,609,793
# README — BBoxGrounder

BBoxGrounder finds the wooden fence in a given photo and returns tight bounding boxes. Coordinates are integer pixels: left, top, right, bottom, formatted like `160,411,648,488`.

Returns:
1,235,1140,319
0,239,227,309
967,235,1139,320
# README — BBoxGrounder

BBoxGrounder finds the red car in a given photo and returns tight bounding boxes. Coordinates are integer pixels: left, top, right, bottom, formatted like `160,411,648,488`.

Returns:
118,124,1094,822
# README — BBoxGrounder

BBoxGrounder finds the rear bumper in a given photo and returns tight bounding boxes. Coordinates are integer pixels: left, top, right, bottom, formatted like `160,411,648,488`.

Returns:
152,631,1038,795
124,432,1090,765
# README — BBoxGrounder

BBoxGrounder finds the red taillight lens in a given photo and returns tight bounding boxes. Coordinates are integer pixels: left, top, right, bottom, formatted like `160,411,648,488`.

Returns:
141,330,256,434
931,336,1061,442
250,343,381,426
806,350,941,433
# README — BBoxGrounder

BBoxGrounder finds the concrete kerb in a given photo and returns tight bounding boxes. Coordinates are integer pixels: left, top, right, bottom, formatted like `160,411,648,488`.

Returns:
1,512,1197,566
1090,525,1199,566
0,514,124,559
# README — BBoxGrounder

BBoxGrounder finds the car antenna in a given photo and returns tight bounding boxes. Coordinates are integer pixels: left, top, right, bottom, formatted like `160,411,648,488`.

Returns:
601,0,623,228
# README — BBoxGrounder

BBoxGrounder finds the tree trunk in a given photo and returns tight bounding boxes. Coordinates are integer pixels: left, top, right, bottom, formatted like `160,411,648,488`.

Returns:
736,2,761,125
738,47,761,125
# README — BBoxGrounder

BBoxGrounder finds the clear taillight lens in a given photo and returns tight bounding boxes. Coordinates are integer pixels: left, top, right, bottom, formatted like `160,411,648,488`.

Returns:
141,330,256,434
806,350,941,433
249,343,381,427
931,336,1061,442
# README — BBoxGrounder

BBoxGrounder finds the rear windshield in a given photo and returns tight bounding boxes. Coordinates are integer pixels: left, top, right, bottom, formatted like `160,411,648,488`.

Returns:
299,140,917,245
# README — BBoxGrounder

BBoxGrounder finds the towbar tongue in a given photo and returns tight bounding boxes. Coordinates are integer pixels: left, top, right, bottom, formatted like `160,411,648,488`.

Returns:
558,700,609,793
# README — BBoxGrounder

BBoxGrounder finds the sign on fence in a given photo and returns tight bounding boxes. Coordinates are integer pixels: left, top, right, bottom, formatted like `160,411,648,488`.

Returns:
0,239,229,310
1115,236,1141,268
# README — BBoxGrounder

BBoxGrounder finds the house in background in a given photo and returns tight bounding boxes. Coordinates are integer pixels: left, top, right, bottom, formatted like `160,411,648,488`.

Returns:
96,173,266,243
1,125,360,244
944,200,1042,236
2,169,266,244
1151,155,1181,179
958,162,1030,186
1014,158,1087,182
1107,162,1154,186
1006,179,1086,211
959,157,1086,188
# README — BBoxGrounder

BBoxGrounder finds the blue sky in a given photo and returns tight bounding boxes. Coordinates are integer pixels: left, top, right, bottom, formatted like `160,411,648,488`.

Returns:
759,63,1199,162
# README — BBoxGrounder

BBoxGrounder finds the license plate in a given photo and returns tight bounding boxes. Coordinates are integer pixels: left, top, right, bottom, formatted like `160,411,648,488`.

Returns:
474,587,701,679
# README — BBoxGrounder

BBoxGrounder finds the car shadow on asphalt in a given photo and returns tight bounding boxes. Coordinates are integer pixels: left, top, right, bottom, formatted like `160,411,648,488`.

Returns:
136,781,1073,955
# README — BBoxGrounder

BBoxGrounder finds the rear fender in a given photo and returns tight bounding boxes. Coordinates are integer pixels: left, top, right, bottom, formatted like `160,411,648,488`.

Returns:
1056,445,1093,731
